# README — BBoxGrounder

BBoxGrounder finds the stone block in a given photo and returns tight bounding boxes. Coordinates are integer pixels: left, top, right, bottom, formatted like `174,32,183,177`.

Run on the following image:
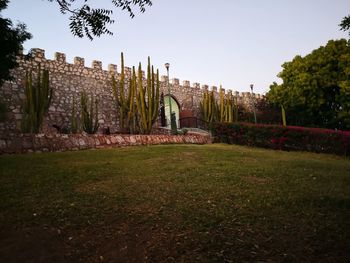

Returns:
31,48,45,58
171,78,179,85
192,82,200,89
74,57,85,67
108,64,117,73
55,52,66,64
124,67,132,76
92,60,102,70
201,85,209,91
182,80,190,87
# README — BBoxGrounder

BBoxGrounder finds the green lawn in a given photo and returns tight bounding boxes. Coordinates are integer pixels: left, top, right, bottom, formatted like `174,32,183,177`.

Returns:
0,144,349,262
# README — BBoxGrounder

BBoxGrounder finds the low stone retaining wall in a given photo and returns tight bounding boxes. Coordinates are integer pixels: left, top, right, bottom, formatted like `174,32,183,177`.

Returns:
0,133,211,154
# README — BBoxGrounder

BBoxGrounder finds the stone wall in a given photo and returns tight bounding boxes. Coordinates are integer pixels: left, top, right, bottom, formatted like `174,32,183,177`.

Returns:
0,133,211,154
0,48,263,136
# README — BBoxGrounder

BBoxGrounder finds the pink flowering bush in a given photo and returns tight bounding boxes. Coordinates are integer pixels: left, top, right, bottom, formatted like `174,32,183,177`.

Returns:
211,123,350,155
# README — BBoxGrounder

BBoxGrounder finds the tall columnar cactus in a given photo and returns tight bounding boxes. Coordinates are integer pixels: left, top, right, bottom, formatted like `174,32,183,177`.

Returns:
219,90,236,123
219,87,228,122
112,53,160,134
112,52,138,133
80,91,99,134
234,96,239,122
135,57,160,134
219,86,225,123
160,92,166,127
71,94,79,133
200,90,218,124
22,64,52,133
200,88,238,125
127,67,138,133
281,105,287,126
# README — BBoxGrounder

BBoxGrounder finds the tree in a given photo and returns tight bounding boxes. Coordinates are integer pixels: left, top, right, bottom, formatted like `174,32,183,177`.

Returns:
266,39,350,130
0,0,31,86
340,15,350,36
48,0,152,40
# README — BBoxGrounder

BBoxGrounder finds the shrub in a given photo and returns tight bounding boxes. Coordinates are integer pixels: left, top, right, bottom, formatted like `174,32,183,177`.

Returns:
212,122,350,155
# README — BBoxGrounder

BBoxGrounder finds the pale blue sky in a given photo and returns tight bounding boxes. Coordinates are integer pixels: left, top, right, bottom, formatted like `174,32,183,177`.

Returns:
3,0,349,94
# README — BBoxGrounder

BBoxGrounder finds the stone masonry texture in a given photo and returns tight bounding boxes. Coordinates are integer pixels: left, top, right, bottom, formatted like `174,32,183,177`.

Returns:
0,48,263,136
0,133,212,154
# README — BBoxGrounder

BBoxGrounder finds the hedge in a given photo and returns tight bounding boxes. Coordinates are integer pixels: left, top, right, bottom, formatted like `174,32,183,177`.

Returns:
211,122,350,155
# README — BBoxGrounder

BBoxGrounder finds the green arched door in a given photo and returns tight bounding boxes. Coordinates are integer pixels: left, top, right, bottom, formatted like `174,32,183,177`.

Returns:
164,95,180,129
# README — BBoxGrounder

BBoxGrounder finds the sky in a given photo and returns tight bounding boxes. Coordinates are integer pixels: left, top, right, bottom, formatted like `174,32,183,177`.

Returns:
3,0,349,94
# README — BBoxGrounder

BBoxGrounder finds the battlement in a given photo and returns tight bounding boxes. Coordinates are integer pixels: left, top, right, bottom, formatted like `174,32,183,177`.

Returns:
27,48,263,98
0,47,265,135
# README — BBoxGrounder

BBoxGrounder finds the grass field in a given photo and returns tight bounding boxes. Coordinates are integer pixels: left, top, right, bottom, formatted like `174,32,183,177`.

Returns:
0,144,349,262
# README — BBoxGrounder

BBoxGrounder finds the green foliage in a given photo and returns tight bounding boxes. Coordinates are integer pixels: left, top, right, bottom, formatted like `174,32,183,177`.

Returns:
170,112,177,134
339,15,350,36
244,98,281,125
80,91,99,134
200,90,218,124
212,122,350,155
70,94,79,133
48,0,152,40
200,88,238,125
22,65,52,133
266,39,350,130
1,145,349,262
160,92,166,127
218,87,236,123
112,52,138,133
281,105,286,126
135,57,160,134
112,54,160,134
0,0,32,86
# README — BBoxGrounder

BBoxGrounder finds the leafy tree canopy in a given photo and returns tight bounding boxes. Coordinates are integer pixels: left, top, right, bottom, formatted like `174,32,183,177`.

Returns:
0,0,31,86
266,39,350,130
340,15,350,36
48,0,152,40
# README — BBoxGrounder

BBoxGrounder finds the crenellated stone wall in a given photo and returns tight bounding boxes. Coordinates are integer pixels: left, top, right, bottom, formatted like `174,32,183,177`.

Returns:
0,48,263,136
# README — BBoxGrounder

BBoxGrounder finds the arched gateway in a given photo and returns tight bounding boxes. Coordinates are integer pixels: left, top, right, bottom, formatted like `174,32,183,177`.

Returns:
164,95,180,129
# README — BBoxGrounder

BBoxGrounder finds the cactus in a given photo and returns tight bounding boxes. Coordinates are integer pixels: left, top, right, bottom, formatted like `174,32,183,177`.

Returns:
200,88,238,125
219,86,225,123
281,105,287,126
22,64,52,133
80,91,99,134
234,96,239,122
135,57,160,134
112,52,126,131
170,112,178,134
223,92,236,123
160,92,166,127
112,52,139,133
70,94,79,133
200,90,218,124
112,53,160,134
127,67,138,133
